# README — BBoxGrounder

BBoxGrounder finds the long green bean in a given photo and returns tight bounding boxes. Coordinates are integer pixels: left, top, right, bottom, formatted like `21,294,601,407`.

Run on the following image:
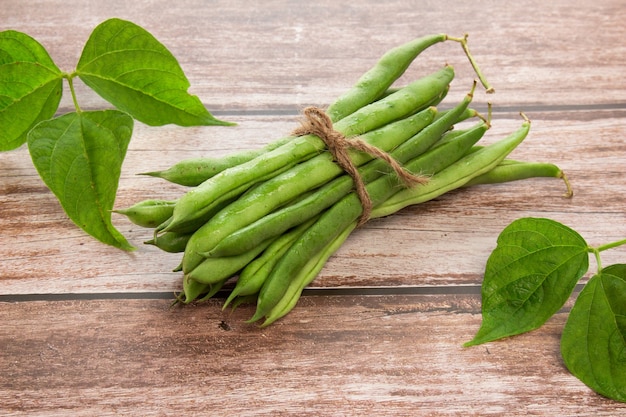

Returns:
139,138,293,187
463,159,573,197
327,33,448,121
222,216,320,308
249,121,490,322
161,66,454,235
190,106,436,261
181,97,447,274
208,88,476,258
372,118,531,218
260,221,357,327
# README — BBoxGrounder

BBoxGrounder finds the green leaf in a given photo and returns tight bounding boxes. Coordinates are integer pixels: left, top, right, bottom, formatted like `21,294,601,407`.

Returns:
465,217,589,346
75,18,232,127
0,30,63,151
561,264,626,402
27,110,135,250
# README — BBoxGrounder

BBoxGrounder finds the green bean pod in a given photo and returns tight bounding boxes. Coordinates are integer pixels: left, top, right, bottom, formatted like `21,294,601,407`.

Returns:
259,221,356,327
144,231,191,253
139,138,294,187
113,199,176,228
463,159,573,197
162,65,454,235
328,32,494,121
209,88,476,258
222,216,320,309
326,33,448,121
249,121,489,322
190,107,436,261
372,118,531,218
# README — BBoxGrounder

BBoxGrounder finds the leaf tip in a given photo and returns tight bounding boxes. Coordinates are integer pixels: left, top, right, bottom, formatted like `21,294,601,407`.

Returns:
137,171,160,178
123,243,138,252
204,117,237,127
463,338,487,348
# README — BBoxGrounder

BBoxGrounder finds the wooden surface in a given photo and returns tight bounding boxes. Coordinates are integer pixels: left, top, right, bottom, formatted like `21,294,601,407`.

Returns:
1,0,626,415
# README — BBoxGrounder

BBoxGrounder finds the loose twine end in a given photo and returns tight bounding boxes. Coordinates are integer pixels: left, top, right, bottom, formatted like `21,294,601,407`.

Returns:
292,106,428,226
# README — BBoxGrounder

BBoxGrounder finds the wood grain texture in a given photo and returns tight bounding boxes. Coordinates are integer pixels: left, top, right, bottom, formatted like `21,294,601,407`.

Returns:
2,113,624,293
2,297,625,416
2,0,625,112
1,0,626,414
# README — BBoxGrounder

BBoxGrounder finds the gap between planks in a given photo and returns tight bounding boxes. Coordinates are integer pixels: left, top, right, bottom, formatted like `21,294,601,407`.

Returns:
0,283,587,303
55,101,626,118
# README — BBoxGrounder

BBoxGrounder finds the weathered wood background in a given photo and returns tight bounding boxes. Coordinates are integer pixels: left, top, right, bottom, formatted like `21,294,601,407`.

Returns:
1,0,625,415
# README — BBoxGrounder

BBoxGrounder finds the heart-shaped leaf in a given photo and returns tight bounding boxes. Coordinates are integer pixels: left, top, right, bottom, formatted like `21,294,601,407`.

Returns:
0,30,63,151
561,264,626,402
465,217,589,346
76,18,232,127
27,110,134,250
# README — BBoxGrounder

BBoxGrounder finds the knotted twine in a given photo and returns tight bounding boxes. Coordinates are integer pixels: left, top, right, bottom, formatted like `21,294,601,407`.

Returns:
292,106,429,227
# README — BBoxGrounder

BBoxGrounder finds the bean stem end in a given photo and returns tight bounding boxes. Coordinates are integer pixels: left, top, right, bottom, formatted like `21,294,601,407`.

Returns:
446,33,495,94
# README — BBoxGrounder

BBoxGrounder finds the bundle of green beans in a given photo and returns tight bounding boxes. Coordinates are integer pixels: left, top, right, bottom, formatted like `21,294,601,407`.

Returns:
117,34,572,326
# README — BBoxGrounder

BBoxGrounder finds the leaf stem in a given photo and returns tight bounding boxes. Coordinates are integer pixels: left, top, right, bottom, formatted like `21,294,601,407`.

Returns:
64,72,82,113
589,246,603,273
588,237,626,274
446,33,495,93
595,238,626,253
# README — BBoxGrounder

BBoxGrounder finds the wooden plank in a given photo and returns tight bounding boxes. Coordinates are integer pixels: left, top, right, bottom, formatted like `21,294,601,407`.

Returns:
2,0,625,296
1,0,625,113
1,112,624,294
1,0,626,413
1,296,625,416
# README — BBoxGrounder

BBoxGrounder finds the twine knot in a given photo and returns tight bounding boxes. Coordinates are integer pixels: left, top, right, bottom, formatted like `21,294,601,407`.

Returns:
292,106,428,226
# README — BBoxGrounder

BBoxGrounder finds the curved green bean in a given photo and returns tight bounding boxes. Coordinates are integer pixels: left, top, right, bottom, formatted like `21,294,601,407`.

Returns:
113,199,176,228
463,159,573,197
162,65,454,235
327,33,448,121
139,138,294,187
209,88,476,258
222,216,320,309
259,221,356,327
249,121,489,322
372,118,531,218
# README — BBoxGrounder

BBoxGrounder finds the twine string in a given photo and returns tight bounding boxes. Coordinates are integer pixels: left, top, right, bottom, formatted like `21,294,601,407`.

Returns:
292,106,428,226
